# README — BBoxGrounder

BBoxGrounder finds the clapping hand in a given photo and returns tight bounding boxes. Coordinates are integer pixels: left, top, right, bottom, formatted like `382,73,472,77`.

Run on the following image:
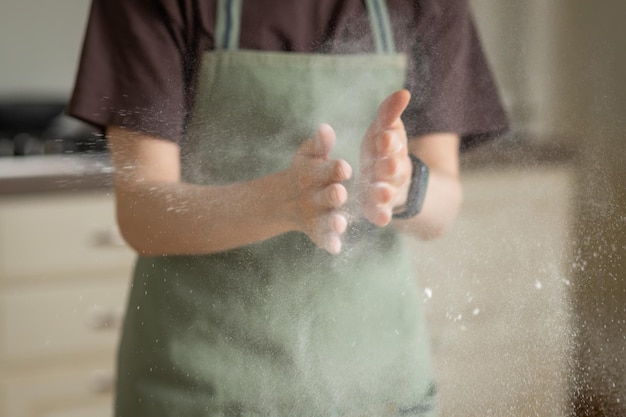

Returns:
286,124,352,254
359,89,413,227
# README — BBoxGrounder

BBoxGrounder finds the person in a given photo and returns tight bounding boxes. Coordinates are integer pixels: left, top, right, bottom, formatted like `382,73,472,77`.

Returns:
68,0,508,416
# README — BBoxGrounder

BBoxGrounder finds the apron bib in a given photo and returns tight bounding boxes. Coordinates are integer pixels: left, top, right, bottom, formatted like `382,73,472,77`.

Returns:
115,1,436,416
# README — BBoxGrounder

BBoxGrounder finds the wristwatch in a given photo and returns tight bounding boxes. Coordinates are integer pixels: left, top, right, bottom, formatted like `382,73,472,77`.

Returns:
392,154,429,219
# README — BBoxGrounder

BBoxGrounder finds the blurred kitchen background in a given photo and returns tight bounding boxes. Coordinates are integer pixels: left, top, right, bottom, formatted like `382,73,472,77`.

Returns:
0,1,625,416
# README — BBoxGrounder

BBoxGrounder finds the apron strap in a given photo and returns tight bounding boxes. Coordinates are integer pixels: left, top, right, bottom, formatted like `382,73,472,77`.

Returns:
214,0,242,50
364,0,396,54
214,0,395,53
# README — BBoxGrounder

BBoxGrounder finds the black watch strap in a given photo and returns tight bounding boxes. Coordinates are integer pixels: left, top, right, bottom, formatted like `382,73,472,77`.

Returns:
392,154,429,219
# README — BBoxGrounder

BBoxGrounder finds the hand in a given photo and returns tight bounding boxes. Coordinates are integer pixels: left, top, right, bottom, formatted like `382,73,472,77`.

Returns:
359,89,413,227
285,124,353,254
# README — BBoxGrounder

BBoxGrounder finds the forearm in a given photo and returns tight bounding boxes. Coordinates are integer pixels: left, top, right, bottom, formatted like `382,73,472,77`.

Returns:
108,124,349,256
116,172,294,256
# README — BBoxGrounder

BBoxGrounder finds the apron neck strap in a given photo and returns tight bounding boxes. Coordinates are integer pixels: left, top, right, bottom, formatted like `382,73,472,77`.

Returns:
214,0,242,51
214,0,396,53
363,0,395,54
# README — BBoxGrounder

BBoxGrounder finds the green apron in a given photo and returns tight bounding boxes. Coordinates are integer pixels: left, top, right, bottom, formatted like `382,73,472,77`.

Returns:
115,1,436,416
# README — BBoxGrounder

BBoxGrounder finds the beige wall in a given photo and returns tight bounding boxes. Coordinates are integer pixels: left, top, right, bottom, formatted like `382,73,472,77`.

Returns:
0,0,90,99
471,1,626,414
470,1,561,141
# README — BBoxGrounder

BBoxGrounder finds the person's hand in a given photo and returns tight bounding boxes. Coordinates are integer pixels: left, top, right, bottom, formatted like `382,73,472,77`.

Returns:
359,89,413,227
285,124,353,254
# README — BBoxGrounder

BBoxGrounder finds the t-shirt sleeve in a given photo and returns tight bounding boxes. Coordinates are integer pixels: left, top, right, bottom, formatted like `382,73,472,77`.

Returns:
400,0,509,151
67,0,190,142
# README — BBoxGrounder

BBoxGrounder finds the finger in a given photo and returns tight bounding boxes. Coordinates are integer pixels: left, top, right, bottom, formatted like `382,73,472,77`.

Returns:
376,89,411,129
360,182,394,227
374,156,401,181
331,212,348,234
372,208,393,227
366,182,394,206
326,234,342,255
324,213,348,254
314,183,348,208
363,203,392,228
313,213,347,254
303,159,351,191
362,183,393,226
376,130,404,156
330,159,352,182
312,159,352,186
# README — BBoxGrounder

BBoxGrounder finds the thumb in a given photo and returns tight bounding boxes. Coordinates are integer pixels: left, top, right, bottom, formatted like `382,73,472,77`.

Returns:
376,89,411,129
298,123,336,158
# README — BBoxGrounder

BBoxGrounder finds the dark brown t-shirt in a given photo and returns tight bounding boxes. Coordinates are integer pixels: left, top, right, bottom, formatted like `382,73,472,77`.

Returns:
68,0,508,150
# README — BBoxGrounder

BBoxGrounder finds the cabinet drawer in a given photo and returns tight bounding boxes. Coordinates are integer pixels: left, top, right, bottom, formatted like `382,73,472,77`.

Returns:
0,192,135,280
1,281,128,362
0,365,114,417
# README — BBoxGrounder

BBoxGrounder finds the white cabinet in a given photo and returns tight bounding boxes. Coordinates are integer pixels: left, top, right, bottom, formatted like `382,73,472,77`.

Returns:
0,165,574,416
1,366,115,417
0,191,135,417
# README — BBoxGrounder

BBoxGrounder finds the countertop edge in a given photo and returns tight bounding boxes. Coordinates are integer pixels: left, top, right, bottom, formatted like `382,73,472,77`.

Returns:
0,141,576,196
0,154,114,196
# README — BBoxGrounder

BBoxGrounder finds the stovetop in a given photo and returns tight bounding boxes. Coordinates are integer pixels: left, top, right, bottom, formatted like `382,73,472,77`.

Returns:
0,99,106,157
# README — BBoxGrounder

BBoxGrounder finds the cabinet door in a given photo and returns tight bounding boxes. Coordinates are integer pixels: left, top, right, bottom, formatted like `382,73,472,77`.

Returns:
0,366,115,417
1,281,127,363
0,192,135,281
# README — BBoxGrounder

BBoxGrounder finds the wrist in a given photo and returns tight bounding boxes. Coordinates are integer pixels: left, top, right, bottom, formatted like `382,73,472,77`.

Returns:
392,154,429,220
254,171,299,235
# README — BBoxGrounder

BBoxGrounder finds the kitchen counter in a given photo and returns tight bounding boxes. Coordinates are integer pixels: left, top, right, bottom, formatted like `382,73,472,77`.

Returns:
460,136,576,170
0,154,114,195
0,142,576,416
0,138,575,196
